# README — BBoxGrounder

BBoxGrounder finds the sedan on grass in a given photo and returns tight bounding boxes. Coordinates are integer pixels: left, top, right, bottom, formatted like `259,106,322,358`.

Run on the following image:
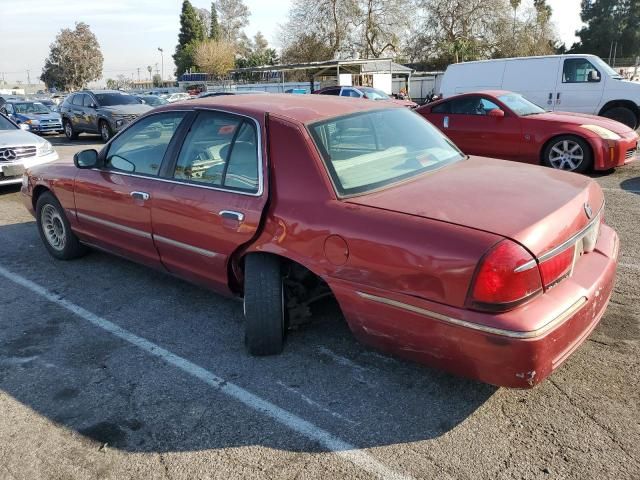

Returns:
20,94,618,388
417,91,638,173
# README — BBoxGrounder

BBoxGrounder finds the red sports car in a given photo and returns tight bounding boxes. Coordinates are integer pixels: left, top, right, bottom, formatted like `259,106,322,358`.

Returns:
417,90,638,173
21,94,618,388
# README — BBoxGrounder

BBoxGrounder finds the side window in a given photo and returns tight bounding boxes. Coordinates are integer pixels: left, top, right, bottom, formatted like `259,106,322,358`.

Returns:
431,101,451,114
563,58,600,83
340,88,361,98
321,88,340,96
71,94,84,106
450,96,496,115
83,95,95,107
105,112,186,176
173,111,259,193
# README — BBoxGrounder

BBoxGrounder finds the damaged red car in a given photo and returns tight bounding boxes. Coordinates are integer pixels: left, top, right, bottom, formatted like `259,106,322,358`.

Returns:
21,95,618,388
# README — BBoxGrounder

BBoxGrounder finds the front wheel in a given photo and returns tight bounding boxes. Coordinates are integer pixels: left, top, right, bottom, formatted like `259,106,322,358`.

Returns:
36,192,87,260
243,254,286,356
99,120,113,143
542,135,593,173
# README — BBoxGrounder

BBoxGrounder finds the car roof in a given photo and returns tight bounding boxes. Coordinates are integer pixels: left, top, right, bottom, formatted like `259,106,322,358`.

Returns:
155,93,400,124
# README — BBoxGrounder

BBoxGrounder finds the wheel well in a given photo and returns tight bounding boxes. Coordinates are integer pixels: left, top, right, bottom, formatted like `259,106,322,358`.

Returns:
539,134,594,166
237,252,339,324
598,100,640,118
31,185,51,210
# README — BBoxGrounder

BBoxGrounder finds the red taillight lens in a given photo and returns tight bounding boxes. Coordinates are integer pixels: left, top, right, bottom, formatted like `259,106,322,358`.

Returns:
539,246,574,288
470,240,542,311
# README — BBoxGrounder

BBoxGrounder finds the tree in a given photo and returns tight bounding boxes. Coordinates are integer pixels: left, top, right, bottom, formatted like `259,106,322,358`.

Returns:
571,0,640,61
354,0,409,58
210,2,221,40
196,8,212,37
40,22,103,91
217,0,250,44
152,74,163,87
510,0,521,38
194,39,236,78
173,0,207,77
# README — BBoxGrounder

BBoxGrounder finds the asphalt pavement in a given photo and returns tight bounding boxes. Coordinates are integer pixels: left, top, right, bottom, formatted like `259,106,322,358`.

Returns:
0,134,638,480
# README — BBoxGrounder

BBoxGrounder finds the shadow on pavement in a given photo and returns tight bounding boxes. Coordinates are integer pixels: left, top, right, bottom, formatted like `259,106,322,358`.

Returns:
49,135,103,147
0,221,496,455
620,177,640,195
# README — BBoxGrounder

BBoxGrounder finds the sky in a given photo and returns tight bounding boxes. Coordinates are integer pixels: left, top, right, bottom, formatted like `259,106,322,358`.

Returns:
0,0,583,86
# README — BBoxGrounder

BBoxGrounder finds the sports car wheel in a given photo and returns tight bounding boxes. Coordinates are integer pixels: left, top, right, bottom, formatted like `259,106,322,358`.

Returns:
243,254,286,356
543,135,592,173
36,192,87,260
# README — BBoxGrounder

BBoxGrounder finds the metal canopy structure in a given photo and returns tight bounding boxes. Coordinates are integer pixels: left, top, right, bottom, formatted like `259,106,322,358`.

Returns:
230,58,414,93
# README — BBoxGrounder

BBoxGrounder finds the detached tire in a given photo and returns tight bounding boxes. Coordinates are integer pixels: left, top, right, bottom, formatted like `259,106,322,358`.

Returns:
244,254,285,356
36,192,87,260
601,107,638,130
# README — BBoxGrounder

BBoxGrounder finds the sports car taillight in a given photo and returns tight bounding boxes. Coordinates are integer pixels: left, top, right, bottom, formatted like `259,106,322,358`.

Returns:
469,240,542,311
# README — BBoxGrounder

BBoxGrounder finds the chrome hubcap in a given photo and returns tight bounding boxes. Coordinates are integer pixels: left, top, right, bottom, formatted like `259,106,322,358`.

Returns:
549,140,584,171
41,204,66,251
101,123,109,141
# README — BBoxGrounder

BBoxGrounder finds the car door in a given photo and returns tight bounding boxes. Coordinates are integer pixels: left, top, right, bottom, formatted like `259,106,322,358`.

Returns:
82,93,99,132
150,110,268,295
70,93,88,131
555,57,605,114
432,96,523,159
73,110,189,269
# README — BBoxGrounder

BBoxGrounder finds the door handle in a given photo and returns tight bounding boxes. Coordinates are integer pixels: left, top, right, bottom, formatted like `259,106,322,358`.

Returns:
219,210,244,222
443,116,449,129
130,191,150,201
547,93,553,105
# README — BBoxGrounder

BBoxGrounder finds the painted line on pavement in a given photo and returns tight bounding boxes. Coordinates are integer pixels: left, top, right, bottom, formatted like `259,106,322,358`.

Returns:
0,264,410,480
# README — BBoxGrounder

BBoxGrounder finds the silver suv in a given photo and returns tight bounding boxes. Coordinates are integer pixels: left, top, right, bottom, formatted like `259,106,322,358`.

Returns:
59,90,153,142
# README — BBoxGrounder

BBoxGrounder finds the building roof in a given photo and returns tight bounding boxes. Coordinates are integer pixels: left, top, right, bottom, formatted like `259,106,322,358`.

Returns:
231,58,413,75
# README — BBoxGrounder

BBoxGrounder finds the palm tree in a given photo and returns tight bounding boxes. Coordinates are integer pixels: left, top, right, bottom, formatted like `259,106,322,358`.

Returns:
510,0,521,39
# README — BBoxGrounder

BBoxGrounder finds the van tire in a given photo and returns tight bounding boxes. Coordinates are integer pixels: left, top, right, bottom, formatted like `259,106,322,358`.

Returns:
542,135,593,173
600,107,638,130
243,254,286,356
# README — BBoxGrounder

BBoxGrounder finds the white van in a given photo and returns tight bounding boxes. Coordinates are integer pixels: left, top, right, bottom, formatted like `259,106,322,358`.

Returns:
440,54,640,129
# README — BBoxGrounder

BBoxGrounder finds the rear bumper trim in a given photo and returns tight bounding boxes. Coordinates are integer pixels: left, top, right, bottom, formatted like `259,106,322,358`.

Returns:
355,291,587,339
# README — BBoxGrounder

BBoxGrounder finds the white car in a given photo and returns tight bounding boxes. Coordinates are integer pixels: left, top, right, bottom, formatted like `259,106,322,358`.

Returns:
163,93,191,103
440,54,640,129
0,114,58,186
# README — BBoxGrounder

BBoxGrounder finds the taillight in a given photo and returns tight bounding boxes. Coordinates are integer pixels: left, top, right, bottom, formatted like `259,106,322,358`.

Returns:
469,240,542,311
538,247,574,288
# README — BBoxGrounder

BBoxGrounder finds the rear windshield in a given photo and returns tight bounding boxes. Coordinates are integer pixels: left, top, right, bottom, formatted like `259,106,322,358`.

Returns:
95,93,141,106
309,108,464,196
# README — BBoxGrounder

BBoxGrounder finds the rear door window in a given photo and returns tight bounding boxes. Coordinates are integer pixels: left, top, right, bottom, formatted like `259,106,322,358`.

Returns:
173,111,259,193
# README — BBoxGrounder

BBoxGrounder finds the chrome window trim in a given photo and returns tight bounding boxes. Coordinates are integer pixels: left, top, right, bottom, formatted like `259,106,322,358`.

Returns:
356,291,587,339
92,107,264,198
76,212,152,239
153,235,219,258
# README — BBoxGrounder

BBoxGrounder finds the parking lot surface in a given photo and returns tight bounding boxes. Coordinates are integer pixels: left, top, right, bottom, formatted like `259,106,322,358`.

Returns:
0,134,639,480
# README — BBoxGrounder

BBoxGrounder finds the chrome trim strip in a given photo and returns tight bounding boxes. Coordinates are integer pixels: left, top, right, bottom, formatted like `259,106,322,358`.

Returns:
537,206,603,263
356,291,588,339
76,212,152,239
90,107,265,198
153,234,219,258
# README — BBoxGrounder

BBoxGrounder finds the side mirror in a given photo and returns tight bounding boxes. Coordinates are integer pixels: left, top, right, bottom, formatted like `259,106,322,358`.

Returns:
89,103,98,109
19,123,30,131
74,149,99,169
588,71,601,82
488,108,505,118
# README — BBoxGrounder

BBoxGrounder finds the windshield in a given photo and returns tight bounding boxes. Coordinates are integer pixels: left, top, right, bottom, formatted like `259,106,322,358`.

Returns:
361,88,390,100
13,102,51,114
0,115,17,130
309,108,464,196
498,94,546,116
95,93,141,106
591,56,623,79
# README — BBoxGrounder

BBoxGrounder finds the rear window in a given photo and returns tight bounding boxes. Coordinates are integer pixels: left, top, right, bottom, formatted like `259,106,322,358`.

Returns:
309,108,463,196
95,93,141,106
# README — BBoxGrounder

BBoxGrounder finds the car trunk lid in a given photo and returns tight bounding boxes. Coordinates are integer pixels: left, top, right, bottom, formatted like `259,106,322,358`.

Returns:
345,157,604,258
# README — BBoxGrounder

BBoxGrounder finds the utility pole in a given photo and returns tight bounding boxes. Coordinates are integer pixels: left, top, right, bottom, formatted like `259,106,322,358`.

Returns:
26,69,31,88
137,67,141,83
157,47,164,83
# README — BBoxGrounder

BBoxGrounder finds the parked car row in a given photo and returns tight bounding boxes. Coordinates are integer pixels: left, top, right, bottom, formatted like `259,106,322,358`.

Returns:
19,93,621,388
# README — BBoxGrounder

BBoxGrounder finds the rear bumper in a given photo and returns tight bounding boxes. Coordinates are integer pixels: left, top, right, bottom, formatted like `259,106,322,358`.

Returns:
329,224,619,388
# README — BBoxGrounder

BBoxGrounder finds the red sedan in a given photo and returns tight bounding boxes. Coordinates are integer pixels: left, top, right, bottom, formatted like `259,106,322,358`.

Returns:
417,90,638,173
21,94,618,388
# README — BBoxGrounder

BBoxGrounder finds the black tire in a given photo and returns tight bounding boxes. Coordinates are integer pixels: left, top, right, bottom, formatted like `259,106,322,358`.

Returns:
542,135,593,174
243,254,286,356
35,192,87,260
600,107,638,130
63,119,78,140
99,120,113,143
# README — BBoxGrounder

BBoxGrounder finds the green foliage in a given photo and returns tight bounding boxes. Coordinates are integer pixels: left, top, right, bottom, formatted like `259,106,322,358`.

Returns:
210,2,221,40
173,0,207,77
572,0,640,59
40,22,103,90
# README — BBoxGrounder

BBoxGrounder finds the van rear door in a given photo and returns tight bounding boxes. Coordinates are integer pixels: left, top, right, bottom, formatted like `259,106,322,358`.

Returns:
554,57,605,114
501,57,561,111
